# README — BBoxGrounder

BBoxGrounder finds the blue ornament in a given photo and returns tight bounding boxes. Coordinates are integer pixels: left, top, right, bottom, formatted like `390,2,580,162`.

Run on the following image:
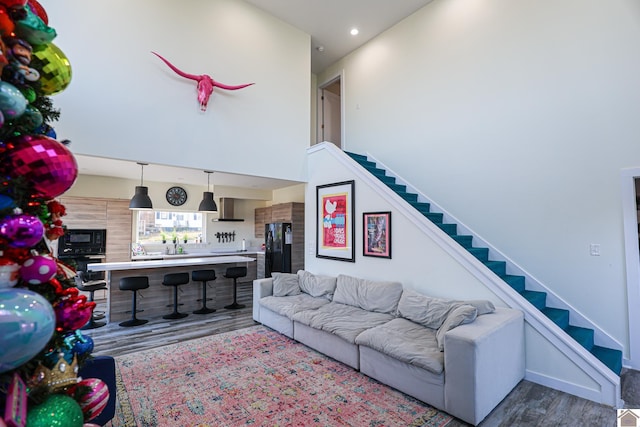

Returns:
0,288,55,373
0,195,15,210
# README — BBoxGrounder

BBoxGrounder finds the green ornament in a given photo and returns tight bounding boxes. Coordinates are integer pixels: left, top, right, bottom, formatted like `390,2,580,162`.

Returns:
26,394,84,427
20,87,37,104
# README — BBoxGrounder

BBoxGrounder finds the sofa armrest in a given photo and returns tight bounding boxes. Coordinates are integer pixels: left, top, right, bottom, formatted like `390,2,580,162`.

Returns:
252,278,273,322
443,307,524,425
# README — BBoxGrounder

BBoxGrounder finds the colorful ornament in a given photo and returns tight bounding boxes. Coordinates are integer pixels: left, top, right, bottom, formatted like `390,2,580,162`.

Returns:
152,51,254,112
31,43,70,95
65,330,94,356
14,6,56,45
0,256,19,287
27,0,48,24
25,394,84,427
0,288,55,373
21,104,43,129
5,134,78,198
54,294,95,331
69,378,109,422
0,81,27,118
0,194,16,210
20,254,56,284
0,213,44,248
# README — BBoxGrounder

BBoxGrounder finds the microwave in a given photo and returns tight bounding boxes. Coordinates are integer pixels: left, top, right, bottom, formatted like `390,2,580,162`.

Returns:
58,229,107,256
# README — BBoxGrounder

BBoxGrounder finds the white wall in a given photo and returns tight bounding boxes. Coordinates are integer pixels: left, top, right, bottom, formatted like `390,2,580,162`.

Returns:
318,0,640,362
45,0,311,183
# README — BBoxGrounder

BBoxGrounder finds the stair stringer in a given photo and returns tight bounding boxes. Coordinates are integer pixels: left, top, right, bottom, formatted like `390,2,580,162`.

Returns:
314,143,622,407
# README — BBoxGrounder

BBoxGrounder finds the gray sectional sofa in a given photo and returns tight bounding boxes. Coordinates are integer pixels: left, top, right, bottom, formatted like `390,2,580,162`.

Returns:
252,270,525,425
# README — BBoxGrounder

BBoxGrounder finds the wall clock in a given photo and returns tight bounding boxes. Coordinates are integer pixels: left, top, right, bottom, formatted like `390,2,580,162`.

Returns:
166,186,187,206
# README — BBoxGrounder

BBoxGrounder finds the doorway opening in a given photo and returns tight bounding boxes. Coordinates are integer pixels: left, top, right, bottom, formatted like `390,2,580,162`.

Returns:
621,168,640,369
317,74,342,149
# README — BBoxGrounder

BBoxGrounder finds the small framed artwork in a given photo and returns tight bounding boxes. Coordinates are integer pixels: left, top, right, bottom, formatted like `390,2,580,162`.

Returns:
316,180,355,262
363,211,391,259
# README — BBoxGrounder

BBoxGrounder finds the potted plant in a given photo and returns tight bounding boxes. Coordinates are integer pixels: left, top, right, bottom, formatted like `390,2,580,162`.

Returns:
171,231,177,244
161,233,167,244
183,234,188,244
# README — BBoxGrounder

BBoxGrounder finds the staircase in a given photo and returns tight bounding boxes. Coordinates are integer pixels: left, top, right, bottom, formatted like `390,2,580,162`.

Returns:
346,151,623,376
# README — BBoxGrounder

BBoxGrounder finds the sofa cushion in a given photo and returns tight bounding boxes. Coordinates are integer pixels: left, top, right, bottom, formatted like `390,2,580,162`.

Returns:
333,274,403,314
297,270,337,299
260,293,330,319
292,302,394,343
435,304,477,351
272,272,301,297
398,289,481,329
356,318,444,374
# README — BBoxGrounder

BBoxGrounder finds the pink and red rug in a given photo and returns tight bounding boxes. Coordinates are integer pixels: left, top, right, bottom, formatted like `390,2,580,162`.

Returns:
111,325,453,426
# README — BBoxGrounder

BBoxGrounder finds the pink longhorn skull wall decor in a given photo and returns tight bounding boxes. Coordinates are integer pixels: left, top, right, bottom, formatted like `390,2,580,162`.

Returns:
152,51,254,112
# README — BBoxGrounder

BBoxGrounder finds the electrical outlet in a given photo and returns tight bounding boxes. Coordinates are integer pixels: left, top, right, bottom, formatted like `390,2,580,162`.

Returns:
590,243,601,256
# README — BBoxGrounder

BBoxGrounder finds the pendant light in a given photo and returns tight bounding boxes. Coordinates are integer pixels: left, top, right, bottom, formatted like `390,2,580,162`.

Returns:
129,162,153,210
198,170,218,212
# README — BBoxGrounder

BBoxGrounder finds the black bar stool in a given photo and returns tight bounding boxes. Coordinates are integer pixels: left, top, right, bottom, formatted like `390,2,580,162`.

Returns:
224,266,247,309
192,269,217,314
163,272,190,319
119,276,149,327
75,271,108,330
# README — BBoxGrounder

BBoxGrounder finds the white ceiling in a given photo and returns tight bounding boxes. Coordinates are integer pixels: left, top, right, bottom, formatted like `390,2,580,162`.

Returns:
75,1,434,191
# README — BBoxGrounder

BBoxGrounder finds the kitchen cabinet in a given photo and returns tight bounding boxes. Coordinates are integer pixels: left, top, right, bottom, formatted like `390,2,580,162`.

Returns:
254,206,271,238
59,197,132,262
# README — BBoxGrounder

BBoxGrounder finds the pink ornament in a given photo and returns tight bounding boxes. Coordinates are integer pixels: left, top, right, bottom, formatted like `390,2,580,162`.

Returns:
0,213,44,248
20,255,56,284
71,378,109,422
0,257,19,288
6,135,78,199
54,295,95,331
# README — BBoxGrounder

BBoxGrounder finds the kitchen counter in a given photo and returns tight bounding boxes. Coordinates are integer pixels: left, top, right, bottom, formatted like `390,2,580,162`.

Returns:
88,255,256,324
89,255,256,271
130,250,264,261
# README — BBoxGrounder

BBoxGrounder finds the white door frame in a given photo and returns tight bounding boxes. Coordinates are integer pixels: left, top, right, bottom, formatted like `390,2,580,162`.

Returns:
317,70,345,149
621,167,640,369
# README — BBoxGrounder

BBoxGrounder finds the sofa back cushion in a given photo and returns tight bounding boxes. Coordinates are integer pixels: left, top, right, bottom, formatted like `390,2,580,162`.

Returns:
333,274,403,314
435,305,477,350
297,270,337,299
272,272,301,297
398,289,486,328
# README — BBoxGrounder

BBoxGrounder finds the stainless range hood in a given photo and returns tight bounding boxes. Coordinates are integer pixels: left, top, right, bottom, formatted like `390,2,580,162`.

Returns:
215,198,244,222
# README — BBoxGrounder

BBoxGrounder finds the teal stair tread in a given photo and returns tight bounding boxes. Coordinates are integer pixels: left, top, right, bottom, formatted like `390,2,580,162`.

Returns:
521,290,547,310
452,235,473,248
349,150,623,377
483,260,506,276
436,223,457,235
591,346,623,375
565,326,594,351
467,247,489,262
501,275,526,292
543,307,570,329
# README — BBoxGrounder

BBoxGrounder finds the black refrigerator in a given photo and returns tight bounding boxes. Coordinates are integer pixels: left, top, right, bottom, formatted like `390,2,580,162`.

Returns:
265,222,292,277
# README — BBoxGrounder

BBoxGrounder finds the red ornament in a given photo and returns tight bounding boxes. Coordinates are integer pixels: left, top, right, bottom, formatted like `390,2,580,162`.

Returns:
27,0,48,24
68,378,109,422
5,135,78,199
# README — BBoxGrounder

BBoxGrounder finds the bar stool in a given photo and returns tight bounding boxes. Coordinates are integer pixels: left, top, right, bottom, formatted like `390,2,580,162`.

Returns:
224,266,247,310
192,269,217,315
163,272,190,319
119,276,149,327
75,271,108,330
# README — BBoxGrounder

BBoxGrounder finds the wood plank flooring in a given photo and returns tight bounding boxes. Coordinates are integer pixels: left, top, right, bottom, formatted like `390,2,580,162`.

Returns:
85,282,636,426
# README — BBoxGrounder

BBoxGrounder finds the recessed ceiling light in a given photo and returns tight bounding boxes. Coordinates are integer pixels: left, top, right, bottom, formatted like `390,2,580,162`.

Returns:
350,28,359,36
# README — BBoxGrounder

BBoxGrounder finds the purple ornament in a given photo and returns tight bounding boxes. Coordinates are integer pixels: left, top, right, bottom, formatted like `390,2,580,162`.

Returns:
20,255,57,284
6,135,78,199
0,213,45,248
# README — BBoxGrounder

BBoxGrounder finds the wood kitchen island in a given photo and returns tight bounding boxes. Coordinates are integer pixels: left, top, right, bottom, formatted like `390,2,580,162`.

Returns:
87,256,255,324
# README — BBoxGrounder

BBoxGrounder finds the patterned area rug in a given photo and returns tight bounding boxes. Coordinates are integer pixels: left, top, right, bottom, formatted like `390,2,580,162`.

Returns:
109,325,453,426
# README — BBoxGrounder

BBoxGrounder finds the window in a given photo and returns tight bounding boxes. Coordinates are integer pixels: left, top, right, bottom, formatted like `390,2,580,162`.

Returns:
135,210,204,243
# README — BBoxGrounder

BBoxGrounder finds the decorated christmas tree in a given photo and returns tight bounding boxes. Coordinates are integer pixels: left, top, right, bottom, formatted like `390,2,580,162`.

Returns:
0,1,110,426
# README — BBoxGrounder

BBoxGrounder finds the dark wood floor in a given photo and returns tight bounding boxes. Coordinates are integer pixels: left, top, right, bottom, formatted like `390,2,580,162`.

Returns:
85,282,635,426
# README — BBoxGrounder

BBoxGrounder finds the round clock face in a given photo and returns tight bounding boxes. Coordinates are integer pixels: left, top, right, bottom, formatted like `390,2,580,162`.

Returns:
166,186,187,206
